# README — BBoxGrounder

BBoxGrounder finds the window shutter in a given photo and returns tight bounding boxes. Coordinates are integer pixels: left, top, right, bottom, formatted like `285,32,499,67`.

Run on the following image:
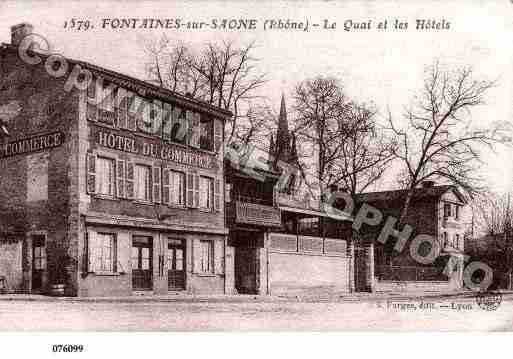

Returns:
87,231,98,272
152,166,162,204
186,172,195,208
214,178,221,212
194,174,200,208
117,88,128,129
86,153,96,194
126,162,135,199
162,168,170,205
214,119,223,153
116,159,126,198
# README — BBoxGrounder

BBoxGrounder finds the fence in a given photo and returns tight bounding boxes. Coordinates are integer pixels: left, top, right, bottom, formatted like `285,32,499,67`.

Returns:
375,265,448,282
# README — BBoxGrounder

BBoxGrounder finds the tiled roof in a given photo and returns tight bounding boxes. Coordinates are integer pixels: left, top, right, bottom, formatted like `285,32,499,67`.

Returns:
355,185,466,204
0,43,233,119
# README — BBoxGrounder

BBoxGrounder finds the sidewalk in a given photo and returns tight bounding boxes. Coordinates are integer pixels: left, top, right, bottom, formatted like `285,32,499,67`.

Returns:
0,289,489,304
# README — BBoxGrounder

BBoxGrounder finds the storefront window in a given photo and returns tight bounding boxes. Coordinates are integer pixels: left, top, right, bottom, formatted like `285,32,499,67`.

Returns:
93,233,116,273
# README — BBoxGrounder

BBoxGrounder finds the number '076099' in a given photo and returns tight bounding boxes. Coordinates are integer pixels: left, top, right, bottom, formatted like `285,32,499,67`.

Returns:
52,344,84,353
63,19,92,31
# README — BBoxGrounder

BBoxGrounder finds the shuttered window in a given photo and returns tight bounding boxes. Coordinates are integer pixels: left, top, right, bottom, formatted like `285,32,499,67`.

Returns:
199,176,213,210
134,164,151,202
96,157,115,196
170,170,186,206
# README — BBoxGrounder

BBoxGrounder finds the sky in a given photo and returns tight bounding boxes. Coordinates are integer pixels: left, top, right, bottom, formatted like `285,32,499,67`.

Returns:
1,0,512,194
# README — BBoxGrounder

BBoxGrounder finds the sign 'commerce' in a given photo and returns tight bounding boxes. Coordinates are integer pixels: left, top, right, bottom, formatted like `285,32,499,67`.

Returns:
0,131,64,158
96,129,214,169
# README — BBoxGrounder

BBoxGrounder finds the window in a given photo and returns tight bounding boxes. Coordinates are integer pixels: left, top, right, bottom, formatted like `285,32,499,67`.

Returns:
199,176,213,210
443,232,448,247
94,233,116,272
96,157,115,196
443,203,451,218
134,164,151,201
171,107,188,145
169,171,186,206
200,116,214,151
455,205,460,220
200,240,214,273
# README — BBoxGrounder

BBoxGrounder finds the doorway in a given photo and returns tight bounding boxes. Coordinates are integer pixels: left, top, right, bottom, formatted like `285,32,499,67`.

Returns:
167,238,185,290
31,235,46,292
132,236,153,291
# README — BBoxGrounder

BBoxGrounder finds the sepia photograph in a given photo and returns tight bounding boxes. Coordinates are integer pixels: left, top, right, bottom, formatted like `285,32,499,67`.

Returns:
0,0,513,353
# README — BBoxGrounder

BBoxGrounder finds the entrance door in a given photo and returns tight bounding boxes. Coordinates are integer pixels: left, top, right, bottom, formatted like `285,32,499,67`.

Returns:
354,246,368,292
31,235,46,291
235,247,258,294
167,238,185,290
132,236,153,290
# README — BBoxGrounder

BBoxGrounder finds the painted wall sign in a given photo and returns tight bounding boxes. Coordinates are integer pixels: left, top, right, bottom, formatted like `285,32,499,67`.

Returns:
0,131,64,159
95,128,214,169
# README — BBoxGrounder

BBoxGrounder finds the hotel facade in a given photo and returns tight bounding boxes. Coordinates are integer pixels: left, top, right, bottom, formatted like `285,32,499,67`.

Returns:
0,24,233,296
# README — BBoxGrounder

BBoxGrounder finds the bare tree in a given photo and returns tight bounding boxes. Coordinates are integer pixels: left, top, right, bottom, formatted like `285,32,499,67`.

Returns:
292,76,351,197
388,61,500,224
144,37,268,145
334,102,396,196
474,192,513,237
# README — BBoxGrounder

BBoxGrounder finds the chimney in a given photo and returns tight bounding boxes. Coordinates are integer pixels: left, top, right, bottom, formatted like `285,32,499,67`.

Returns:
11,23,33,46
421,180,436,188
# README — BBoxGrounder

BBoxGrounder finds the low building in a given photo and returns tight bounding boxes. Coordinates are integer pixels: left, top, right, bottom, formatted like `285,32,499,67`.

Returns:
226,96,353,297
347,182,467,293
0,23,233,296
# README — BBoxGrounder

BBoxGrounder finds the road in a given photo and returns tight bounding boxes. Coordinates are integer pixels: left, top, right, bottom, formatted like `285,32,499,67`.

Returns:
0,295,512,331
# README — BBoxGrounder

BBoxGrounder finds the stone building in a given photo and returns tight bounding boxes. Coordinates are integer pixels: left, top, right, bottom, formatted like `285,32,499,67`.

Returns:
0,23,233,296
225,95,354,296
348,183,467,293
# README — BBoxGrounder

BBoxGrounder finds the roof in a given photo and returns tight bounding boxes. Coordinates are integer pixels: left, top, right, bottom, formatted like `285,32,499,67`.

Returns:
355,185,467,204
0,43,233,120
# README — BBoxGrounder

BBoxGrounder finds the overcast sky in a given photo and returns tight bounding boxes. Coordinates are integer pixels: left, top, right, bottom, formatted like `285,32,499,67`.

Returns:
1,0,512,194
